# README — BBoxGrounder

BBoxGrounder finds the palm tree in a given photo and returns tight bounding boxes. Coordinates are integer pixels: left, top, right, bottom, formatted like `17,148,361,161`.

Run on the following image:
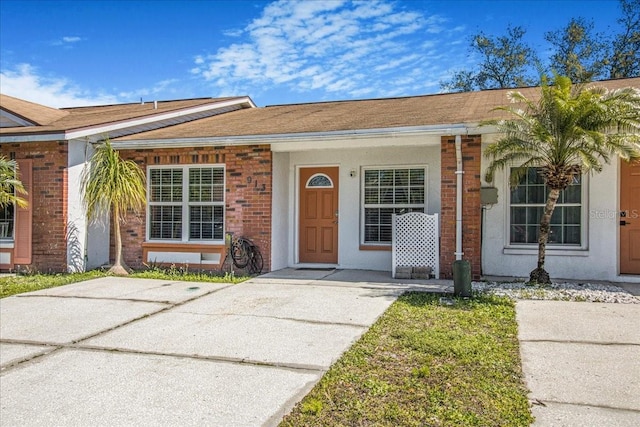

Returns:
0,156,27,209
81,140,146,275
484,76,640,284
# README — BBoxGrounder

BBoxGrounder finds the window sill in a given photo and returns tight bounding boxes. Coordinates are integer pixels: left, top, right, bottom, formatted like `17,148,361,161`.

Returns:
503,246,588,257
0,240,15,249
359,244,392,251
143,241,225,248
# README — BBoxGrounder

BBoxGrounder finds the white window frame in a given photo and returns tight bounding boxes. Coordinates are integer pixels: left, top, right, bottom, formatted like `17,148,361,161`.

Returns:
504,166,588,251
0,204,15,241
360,165,428,246
0,162,17,242
146,164,226,244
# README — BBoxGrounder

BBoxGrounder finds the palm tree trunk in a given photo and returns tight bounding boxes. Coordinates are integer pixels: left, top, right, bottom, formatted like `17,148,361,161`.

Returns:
110,205,130,275
529,188,560,284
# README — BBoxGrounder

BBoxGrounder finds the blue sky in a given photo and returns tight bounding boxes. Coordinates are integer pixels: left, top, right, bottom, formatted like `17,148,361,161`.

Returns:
0,0,623,108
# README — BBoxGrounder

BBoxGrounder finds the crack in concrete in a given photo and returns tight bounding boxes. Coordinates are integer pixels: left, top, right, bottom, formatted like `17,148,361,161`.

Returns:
535,399,640,413
1,338,327,374
521,339,640,346
66,345,327,373
174,310,371,328
1,283,236,372
252,278,452,293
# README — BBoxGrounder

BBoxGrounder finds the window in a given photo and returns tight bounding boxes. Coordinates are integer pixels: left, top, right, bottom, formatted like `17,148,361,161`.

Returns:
306,174,333,188
148,166,225,242
362,167,426,244
0,162,16,240
509,167,582,245
0,204,14,239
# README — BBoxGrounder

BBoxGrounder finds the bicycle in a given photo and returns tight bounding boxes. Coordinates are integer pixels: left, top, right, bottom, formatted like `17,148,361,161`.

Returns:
222,232,264,275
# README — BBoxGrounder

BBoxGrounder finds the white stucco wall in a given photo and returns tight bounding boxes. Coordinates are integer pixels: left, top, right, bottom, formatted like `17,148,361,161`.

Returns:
67,140,110,272
66,140,88,272
272,140,441,272
481,155,639,283
271,152,290,271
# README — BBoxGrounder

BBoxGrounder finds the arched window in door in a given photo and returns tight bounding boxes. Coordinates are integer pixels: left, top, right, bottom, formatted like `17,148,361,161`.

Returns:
306,173,333,188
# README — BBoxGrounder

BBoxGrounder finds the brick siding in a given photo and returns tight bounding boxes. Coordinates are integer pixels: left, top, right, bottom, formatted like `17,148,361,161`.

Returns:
119,145,272,271
440,135,482,279
1,141,68,272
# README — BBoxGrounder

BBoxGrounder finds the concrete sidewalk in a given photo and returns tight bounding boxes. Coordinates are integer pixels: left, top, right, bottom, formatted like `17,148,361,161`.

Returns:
516,300,640,426
0,269,449,426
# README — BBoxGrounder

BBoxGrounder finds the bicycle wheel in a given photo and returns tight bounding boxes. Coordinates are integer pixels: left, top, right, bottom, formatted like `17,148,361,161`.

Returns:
247,246,264,274
231,239,250,268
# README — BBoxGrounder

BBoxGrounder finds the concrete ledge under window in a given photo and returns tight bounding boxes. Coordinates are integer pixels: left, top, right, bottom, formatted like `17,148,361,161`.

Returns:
142,242,226,268
503,247,588,257
0,249,12,267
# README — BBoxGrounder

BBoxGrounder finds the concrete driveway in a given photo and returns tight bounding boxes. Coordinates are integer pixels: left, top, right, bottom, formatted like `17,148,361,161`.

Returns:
517,300,640,427
0,269,449,426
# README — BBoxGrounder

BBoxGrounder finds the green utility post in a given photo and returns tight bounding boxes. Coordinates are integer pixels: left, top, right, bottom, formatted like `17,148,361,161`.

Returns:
453,260,472,297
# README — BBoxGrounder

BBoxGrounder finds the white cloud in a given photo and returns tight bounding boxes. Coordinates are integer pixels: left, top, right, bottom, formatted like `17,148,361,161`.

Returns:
194,0,464,101
222,28,244,37
117,79,181,101
0,64,119,107
1,64,185,107
51,36,84,47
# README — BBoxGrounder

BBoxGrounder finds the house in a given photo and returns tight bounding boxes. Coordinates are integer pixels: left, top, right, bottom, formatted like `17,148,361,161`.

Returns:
1,77,639,283
0,94,256,272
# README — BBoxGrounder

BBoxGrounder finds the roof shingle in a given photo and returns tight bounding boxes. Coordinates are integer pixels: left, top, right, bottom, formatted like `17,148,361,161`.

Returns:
0,94,69,126
118,77,640,141
0,96,244,135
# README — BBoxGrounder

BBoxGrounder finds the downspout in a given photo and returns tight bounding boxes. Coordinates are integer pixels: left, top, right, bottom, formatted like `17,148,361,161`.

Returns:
455,135,463,261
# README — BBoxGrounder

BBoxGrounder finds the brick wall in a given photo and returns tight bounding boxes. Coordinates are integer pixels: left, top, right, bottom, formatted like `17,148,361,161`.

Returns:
119,145,272,271
1,141,68,272
440,135,482,279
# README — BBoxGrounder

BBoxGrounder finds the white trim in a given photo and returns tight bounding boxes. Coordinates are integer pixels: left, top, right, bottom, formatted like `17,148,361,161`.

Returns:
67,99,254,141
503,248,589,256
110,123,484,150
0,98,255,143
503,167,589,251
360,165,429,246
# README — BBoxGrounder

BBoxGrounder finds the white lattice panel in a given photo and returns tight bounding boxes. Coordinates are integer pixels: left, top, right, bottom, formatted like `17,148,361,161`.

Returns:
392,213,439,279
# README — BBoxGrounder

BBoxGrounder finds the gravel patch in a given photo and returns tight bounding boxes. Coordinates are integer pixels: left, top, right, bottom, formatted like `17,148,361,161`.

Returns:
472,281,639,304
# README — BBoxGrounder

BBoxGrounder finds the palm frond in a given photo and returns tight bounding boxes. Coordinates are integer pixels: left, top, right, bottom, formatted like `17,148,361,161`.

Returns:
0,156,28,209
81,140,146,224
483,75,640,180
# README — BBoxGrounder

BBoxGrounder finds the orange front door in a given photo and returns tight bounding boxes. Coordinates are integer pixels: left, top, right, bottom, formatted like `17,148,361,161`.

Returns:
299,167,339,264
620,160,640,274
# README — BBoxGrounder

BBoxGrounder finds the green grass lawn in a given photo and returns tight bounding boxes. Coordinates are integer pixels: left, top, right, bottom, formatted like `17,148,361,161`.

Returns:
280,292,534,427
0,269,247,298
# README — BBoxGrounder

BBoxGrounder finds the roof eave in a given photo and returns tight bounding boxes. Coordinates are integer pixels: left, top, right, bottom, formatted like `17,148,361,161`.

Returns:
0,97,255,143
110,122,495,150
